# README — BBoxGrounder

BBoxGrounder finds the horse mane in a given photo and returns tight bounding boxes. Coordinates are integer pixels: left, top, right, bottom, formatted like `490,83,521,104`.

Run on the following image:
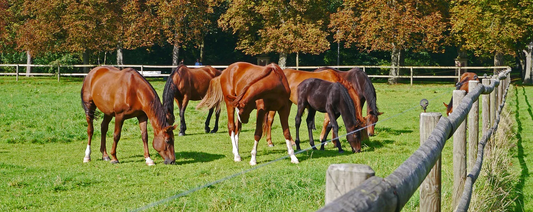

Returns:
162,65,187,124
126,68,170,127
231,64,275,107
347,68,380,116
335,77,366,124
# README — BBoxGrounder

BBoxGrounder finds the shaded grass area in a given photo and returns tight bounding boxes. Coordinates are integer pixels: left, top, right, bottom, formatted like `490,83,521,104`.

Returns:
0,76,522,211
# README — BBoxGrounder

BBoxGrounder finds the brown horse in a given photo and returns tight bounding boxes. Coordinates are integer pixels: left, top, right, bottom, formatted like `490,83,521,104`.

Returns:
263,68,368,148
295,78,366,153
443,72,479,115
81,66,176,165
315,67,382,137
163,65,221,136
197,62,298,165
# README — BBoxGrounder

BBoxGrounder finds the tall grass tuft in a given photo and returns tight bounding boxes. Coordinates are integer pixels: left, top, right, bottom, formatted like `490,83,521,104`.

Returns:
470,102,519,211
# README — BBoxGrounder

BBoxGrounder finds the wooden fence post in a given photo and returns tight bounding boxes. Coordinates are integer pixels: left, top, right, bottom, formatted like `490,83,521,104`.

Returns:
452,90,467,209
482,79,491,137
420,112,442,212
490,78,497,125
468,80,479,170
16,64,19,81
325,164,375,204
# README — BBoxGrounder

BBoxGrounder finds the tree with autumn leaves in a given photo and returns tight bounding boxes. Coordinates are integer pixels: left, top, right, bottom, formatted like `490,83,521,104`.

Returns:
1,0,533,83
330,0,448,84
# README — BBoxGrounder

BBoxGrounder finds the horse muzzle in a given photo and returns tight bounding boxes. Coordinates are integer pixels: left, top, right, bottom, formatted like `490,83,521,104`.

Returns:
164,159,175,165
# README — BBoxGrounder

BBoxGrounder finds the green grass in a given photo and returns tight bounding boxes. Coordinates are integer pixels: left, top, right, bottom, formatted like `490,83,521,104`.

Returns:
0,76,522,211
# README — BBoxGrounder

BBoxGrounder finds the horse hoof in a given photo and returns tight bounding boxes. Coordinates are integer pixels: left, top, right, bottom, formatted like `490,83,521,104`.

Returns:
179,133,185,136
320,147,325,151
268,144,274,147
83,157,91,163
205,128,210,133
291,159,300,164
210,130,218,133
234,156,242,162
249,161,257,166
338,150,344,153
312,147,318,150
110,160,119,164
102,156,111,161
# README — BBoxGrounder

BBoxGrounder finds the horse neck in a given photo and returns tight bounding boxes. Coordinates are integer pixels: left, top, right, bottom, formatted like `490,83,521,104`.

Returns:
337,78,366,124
142,98,169,131
336,84,362,129
162,72,179,123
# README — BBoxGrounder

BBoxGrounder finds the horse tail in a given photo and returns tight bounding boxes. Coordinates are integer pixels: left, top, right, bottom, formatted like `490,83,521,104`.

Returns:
197,76,223,110
231,64,275,107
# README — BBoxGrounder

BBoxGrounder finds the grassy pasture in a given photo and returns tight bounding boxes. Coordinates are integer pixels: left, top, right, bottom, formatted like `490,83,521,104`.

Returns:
0,76,519,211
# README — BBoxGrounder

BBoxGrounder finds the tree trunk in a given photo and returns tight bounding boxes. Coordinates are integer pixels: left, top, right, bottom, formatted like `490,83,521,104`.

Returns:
278,52,287,69
83,49,90,73
389,45,401,84
200,40,204,64
493,51,504,74
25,50,31,77
524,48,533,84
172,43,180,66
117,46,124,66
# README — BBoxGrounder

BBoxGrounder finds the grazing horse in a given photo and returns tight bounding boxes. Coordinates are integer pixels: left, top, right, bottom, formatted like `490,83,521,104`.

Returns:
315,67,382,137
262,68,368,148
197,62,299,165
163,65,221,136
295,78,366,153
81,66,176,165
443,72,479,115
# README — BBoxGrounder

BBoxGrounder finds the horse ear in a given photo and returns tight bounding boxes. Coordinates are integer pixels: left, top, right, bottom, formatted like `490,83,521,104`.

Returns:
378,112,384,116
443,102,448,108
165,125,177,132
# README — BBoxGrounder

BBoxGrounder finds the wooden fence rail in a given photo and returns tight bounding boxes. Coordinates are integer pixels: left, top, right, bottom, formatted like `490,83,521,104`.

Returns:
0,64,508,85
318,68,511,212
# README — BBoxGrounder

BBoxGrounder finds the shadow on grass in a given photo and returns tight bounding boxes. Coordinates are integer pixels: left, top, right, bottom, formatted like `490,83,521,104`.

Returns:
513,87,529,211
375,127,414,136
174,151,226,165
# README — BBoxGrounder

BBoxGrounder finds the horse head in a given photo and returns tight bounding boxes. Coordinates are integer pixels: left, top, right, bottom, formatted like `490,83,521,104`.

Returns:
365,111,383,136
152,125,177,164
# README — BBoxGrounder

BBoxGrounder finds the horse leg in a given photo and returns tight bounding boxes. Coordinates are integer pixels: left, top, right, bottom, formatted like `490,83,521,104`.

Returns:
320,123,333,150
250,109,267,166
327,113,344,153
211,106,220,133
294,102,306,151
178,96,189,136
100,115,112,161
138,115,154,166
83,103,96,163
264,111,276,147
109,115,125,164
319,115,330,142
279,103,298,164
205,108,214,133
306,109,317,150
226,104,241,162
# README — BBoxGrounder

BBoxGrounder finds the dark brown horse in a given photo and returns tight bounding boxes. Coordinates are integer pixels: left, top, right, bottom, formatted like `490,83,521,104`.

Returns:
443,72,479,115
163,65,221,136
295,78,367,153
197,62,298,165
262,68,367,147
81,66,176,165
315,67,382,137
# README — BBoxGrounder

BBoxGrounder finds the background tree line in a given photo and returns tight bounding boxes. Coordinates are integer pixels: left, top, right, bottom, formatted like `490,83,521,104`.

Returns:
0,0,532,83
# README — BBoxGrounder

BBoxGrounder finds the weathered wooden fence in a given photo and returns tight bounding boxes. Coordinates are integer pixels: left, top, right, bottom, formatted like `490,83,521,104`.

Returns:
319,67,512,212
0,64,504,85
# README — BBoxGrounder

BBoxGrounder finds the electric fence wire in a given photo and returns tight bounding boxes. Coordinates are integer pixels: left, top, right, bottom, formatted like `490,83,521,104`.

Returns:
131,88,453,211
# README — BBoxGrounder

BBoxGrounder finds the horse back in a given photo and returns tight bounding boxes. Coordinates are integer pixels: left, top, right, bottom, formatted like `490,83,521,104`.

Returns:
222,62,290,109
83,67,155,115
283,68,342,104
